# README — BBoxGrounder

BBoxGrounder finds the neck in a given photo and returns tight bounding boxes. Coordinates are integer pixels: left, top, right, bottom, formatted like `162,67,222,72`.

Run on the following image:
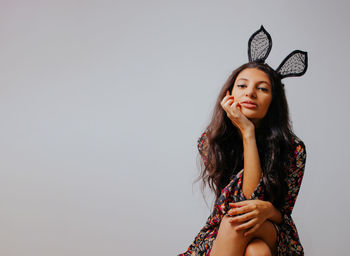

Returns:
250,118,261,128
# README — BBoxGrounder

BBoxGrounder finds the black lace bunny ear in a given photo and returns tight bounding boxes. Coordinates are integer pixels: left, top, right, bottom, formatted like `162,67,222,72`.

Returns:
248,25,272,63
276,50,308,79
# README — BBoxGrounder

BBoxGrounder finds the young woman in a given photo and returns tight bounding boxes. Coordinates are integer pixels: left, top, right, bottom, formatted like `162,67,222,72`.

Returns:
178,26,308,256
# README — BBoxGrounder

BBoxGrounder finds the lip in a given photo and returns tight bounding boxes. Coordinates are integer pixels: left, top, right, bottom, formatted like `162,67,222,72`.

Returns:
241,101,258,109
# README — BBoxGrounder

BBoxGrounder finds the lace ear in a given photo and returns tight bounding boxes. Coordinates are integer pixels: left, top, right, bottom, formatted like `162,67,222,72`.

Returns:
248,25,272,63
276,50,308,79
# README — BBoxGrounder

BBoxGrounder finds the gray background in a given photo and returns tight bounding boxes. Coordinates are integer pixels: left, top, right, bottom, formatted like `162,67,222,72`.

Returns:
0,0,349,255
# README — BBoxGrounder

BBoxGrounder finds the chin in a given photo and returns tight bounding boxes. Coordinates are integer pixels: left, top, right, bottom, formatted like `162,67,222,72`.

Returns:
242,112,265,124
241,110,261,119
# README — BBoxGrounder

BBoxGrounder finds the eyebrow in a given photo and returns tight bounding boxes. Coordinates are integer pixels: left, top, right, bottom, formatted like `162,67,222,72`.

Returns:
236,78,271,86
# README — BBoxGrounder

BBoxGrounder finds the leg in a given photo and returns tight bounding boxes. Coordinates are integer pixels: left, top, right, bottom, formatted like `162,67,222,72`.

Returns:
244,239,271,256
247,220,277,254
210,216,277,256
210,215,250,256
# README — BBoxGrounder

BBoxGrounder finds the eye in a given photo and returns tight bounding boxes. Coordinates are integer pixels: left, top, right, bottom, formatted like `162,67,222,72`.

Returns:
258,87,269,92
237,84,247,88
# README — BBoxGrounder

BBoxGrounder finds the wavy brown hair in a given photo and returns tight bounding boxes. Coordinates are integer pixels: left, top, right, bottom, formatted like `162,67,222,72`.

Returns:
199,62,296,209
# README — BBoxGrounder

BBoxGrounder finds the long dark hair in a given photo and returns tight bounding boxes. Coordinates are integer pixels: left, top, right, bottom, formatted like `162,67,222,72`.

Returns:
200,62,296,209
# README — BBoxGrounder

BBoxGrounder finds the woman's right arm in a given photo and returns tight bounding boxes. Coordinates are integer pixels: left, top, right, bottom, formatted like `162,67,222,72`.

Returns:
220,90,261,199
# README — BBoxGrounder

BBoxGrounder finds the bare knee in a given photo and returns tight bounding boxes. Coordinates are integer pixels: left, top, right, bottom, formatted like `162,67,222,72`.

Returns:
244,239,272,256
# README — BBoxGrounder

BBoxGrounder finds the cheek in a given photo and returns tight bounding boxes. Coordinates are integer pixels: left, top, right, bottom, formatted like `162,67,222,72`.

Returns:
231,89,242,101
262,98,272,112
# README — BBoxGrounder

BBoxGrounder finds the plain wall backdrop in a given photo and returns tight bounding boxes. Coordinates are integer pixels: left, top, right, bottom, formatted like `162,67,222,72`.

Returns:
1,0,349,255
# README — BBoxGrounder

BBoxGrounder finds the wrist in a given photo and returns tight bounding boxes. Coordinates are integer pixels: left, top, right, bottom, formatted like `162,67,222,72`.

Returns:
242,128,255,140
265,201,274,220
266,201,283,224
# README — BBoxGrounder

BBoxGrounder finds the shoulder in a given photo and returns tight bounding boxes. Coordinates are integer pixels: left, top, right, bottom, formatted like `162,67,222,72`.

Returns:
290,134,306,154
290,134,305,147
289,134,307,169
197,131,209,147
197,131,209,143
197,131,209,153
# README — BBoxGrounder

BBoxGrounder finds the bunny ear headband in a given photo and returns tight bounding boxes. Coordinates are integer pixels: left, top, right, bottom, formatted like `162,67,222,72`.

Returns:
247,25,308,79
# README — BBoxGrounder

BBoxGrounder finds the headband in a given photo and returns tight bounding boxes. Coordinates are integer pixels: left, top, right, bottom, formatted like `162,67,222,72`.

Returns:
247,25,308,79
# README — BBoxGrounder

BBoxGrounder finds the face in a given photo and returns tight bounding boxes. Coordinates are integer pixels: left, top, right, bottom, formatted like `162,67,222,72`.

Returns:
231,68,272,125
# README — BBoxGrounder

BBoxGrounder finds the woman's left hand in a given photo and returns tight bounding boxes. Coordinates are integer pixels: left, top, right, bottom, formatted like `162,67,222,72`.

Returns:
227,200,273,236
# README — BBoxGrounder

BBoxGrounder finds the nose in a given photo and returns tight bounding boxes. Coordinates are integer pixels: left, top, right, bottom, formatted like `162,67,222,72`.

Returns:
245,86,257,98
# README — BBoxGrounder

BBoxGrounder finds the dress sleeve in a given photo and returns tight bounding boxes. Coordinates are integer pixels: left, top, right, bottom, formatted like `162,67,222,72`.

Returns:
197,131,209,166
281,140,307,216
275,140,306,255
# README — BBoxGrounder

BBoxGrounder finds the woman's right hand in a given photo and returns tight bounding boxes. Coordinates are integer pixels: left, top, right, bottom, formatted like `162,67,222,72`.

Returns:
220,90,255,136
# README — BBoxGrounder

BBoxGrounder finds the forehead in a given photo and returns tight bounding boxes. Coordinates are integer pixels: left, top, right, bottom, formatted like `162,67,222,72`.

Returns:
235,68,271,84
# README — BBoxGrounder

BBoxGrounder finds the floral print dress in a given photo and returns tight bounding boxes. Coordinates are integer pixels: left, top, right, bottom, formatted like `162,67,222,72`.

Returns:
178,131,306,256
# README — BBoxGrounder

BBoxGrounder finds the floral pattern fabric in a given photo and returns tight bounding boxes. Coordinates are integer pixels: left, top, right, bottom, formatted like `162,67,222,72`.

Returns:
178,131,306,256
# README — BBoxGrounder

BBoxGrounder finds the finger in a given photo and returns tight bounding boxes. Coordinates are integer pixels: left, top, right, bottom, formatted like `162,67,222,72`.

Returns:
244,223,261,237
228,212,255,223
222,95,234,103
225,102,240,115
220,98,228,108
221,95,234,107
229,201,250,207
235,218,257,231
222,100,235,113
229,200,255,209
224,99,234,107
229,202,242,208
228,205,252,216
226,103,241,118
231,102,242,111
236,102,241,110
228,206,255,217
224,89,233,99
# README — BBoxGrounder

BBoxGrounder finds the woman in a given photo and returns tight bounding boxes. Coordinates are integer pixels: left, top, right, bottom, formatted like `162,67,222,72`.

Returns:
178,26,308,256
